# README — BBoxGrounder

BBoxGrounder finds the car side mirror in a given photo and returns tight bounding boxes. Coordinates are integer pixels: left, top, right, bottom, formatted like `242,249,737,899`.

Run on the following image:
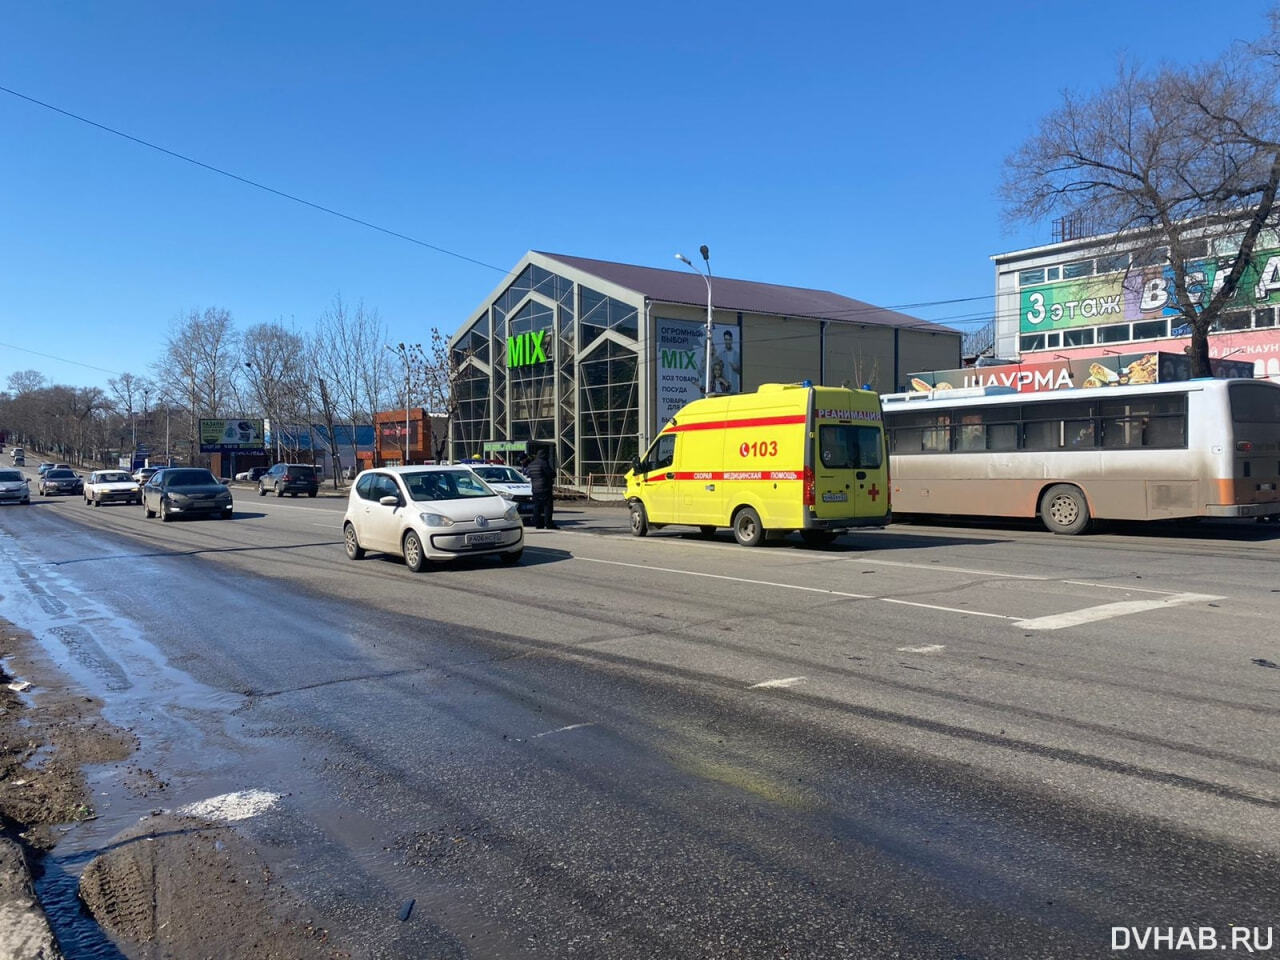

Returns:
630,455,641,473
379,495,400,507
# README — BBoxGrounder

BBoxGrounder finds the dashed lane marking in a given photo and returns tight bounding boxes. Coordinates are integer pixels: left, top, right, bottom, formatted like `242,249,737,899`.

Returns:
896,644,946,654
749,677,807,689
574,557,873,600
1013,592,1224,631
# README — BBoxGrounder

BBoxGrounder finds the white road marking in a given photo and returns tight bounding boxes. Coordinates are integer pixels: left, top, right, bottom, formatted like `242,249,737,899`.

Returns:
177,789,281,822
1013,592,1224,631
880,598,1020,619
530,722,595,739
749,676,807,689
575,557,872,600
844,556,1048,581
896,644,946,654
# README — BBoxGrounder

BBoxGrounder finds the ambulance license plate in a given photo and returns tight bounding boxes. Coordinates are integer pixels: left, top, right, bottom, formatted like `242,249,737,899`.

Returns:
466,532,500,545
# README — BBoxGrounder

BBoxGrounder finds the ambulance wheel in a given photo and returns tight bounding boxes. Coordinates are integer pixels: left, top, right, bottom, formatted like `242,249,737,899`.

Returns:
800,530,837,547
1040,483,1091,535
733,507,764,547
628,501,649,537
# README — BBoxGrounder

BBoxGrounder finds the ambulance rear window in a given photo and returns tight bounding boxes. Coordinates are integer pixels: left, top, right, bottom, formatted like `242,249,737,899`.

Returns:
819,425,883,469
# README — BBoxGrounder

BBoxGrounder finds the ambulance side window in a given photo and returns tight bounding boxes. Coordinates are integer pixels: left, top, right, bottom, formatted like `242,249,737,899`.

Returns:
651,435,676,472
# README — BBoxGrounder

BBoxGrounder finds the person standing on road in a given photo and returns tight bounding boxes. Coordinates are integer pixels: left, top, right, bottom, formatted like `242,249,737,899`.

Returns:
526,448,557,529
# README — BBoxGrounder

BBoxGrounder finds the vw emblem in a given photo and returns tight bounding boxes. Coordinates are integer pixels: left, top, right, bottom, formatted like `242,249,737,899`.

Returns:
474,515,489,527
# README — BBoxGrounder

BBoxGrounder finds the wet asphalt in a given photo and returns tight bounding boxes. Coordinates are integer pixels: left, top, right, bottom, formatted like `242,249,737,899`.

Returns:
0,482,1278,959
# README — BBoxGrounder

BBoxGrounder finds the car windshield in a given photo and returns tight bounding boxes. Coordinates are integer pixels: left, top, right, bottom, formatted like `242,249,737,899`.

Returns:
473,466,525,484
0,470,21,482
402,469,493,502
98,472,132,482
47,469,76,479
163,469,218,486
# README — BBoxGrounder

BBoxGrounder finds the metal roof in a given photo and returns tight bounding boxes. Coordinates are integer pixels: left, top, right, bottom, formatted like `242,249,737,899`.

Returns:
535,252,956,334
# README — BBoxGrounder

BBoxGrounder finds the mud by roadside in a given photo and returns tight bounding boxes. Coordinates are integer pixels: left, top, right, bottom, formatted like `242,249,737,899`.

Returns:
0,620,349,959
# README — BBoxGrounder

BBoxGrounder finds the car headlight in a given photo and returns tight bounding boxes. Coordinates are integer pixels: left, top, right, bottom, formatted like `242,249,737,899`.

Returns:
419,512,454,527
504,504,519,522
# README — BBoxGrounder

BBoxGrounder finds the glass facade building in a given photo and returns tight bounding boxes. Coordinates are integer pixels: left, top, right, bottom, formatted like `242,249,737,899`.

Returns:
449,252,961,483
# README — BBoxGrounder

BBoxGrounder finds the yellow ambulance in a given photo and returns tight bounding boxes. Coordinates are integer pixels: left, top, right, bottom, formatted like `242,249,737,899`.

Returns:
625,382,890,546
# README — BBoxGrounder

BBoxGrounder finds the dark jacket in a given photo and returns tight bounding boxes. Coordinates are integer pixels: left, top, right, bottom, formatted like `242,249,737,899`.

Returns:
525,455,554,494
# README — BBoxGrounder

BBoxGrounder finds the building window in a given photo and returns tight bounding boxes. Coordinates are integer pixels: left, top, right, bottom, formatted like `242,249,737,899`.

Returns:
1132,319,1169,340
579,286,639,345
1217,311,1251,331
1045,265,1062,281
1255,307,1277,328
1063,260,1094,279
1064,328,1095,346
1018,268,1045,286
578,339,639,480
1045,332,1062,348
1098,324,1131,343
1096,253,1129,274
1020,333,1046,351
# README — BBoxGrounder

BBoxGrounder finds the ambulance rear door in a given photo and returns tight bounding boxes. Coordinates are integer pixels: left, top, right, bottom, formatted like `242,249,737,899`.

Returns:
812,411,887,520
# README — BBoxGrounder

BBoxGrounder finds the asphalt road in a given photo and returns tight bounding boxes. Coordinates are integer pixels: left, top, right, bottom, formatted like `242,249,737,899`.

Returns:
2,474,1278,958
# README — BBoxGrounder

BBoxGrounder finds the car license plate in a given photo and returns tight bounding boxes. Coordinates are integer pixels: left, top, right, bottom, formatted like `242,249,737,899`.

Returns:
466,532,500,545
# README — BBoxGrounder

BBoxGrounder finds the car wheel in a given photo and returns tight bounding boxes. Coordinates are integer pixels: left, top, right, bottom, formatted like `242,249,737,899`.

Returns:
275,483,284,498
258,483,266,497
1040,484,1091,535
91,495,100,507
308,490,317,498
733,507,765,547
403,531,426,572
629,501,649,537
159,501,171,522
343,522,365,560
144,500,155,518
800,530,837,547
500,548,523,565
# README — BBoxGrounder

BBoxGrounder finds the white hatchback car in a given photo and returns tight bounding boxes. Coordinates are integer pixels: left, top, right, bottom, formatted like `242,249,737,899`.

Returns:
84,469,141,506
342,466,524,571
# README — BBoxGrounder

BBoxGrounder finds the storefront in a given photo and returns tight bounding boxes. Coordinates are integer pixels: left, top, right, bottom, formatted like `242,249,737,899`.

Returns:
993,232,1280,379
449,251,961,484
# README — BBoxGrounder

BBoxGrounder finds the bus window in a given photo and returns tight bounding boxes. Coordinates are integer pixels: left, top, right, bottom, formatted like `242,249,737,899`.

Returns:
1231,382,1280,422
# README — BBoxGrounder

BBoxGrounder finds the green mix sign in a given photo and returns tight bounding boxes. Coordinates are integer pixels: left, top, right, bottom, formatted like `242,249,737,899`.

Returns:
507,331,549,368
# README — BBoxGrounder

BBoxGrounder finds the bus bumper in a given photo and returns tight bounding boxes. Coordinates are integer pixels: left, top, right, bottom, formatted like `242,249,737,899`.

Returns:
1204,503,1280,517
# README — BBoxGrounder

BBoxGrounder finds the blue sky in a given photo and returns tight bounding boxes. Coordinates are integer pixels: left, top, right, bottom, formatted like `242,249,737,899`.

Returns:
2,0,1274,392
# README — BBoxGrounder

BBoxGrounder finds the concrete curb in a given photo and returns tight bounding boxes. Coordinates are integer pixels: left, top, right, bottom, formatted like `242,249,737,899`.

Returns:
0,837,63,959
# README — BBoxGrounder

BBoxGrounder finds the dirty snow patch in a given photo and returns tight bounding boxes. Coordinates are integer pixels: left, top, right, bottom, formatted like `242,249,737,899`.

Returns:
177,789,281,822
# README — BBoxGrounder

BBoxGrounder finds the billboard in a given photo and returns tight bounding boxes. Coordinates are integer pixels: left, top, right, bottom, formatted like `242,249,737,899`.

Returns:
1019,245,1280,334
199,418,266,453
908,351,1257,394
656,317,742,423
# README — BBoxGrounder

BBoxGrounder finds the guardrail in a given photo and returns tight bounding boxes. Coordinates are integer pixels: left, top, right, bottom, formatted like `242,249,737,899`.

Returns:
584,473,628,501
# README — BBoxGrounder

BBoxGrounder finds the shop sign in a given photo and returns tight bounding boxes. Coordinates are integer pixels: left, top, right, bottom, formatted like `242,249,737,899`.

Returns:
507,331,549,368
1020,245,1280,334
656,317,742,423
908,351,1256,394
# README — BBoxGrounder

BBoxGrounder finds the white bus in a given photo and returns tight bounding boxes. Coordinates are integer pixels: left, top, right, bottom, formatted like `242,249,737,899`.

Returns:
881,378,1280,534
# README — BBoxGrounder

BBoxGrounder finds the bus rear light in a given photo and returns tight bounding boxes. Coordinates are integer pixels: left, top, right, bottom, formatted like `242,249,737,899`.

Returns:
803,466,815,506
1236,441,1254,453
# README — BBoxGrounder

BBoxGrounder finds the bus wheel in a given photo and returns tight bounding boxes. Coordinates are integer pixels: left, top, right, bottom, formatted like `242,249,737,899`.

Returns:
629,501,649,537
1040,484,1090,535
800,530,837,547
733,507,765,547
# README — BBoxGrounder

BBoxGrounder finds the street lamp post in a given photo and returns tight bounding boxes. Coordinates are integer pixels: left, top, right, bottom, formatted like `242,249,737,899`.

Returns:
676,245,714,395
386,343,411,465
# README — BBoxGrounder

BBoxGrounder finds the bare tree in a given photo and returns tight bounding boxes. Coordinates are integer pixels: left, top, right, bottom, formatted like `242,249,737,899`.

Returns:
1002,35,1280,375
7,370,45,395
107,372,154,451
242,321,310,460
315,295,385,474
152,308,241,464
407,328,464,461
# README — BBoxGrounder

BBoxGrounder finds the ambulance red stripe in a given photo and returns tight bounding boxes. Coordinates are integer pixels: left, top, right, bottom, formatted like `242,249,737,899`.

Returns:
663,414,807,433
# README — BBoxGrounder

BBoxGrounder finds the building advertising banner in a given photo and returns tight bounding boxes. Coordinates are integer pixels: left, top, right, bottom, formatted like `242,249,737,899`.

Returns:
1019,245,1280,334
656,317,742,423
908,351,1257,394
198,418,266,453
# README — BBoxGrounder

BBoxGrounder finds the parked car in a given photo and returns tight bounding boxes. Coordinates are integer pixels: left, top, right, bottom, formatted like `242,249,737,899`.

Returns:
466,464,534,517
234,466,268,483
132,466,160,486
84,470,141,506
342,466,523,571
258,463,319,498
0,469,30,505
141,468,233,521
39,468,83,497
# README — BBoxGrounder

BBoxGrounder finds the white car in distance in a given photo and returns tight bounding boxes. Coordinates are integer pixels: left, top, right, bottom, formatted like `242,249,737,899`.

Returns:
342,466,524,572
84,470,141,506
466,464,534,518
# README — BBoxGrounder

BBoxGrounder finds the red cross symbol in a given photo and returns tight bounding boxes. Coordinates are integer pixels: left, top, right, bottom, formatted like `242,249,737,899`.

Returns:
867,484,880,501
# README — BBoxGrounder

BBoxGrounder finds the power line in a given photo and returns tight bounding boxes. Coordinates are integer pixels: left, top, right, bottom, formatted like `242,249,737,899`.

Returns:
0,340,125,377
0,83,510,275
